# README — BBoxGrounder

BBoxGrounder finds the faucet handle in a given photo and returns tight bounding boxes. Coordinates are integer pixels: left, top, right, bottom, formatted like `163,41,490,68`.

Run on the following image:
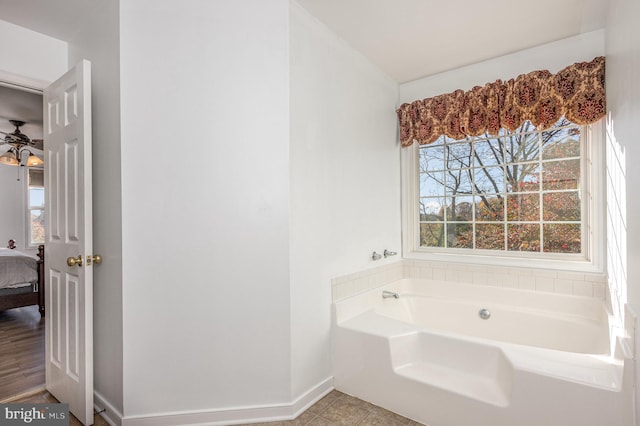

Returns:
383,249,397,258
372,251,382,261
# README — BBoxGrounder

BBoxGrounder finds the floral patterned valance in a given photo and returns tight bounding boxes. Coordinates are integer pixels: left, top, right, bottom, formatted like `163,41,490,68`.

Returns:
397,56,606,147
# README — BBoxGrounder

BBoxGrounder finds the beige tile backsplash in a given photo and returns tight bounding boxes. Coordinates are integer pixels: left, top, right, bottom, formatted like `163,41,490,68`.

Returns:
332,259,607,302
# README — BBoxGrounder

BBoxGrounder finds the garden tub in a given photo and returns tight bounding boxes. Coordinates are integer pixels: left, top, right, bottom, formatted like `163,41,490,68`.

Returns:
333,278,632,426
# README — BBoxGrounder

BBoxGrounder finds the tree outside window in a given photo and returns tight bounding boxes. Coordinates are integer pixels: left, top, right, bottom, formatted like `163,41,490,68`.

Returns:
419,118,582,254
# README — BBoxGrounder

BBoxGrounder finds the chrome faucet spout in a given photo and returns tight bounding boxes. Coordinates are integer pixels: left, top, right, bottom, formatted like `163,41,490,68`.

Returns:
382,290,399,299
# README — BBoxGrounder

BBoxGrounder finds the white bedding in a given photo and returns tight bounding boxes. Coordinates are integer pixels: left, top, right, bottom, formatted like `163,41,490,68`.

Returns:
0,248,38,290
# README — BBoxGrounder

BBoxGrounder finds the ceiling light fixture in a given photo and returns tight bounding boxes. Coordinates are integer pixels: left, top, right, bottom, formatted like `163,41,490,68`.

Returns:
0,120,44,168
0,147,44,167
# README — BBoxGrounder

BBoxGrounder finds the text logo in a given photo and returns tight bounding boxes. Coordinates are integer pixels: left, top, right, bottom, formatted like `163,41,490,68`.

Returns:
1,404,68,425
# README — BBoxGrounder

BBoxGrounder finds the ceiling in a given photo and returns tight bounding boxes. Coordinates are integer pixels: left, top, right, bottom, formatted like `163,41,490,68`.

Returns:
0,0,98,42
0,0,609,85
295,0,609,83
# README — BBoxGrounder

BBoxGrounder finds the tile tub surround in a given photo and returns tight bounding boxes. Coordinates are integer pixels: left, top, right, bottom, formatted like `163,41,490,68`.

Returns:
332,259,607,302
331,262,404,302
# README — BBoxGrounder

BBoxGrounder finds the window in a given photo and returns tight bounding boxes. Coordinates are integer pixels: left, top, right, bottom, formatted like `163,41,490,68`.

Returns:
27,168,45,246
402,117,604,271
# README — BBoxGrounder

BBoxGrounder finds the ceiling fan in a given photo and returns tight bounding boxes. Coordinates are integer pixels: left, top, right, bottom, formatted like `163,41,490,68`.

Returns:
1,119,43,150
0,120,44,167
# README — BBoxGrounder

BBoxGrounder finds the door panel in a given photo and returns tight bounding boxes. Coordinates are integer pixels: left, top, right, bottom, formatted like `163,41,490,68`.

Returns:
44,60,94,426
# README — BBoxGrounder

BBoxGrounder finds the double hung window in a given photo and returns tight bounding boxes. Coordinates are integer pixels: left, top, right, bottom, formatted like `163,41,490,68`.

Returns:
403,117,603,270
27,168,45,246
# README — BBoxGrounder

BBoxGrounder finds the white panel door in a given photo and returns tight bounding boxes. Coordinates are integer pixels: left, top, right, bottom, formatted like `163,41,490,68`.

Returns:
44,60,94,426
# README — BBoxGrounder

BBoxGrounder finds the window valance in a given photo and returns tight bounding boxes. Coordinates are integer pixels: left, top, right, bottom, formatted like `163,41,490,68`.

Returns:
397,56,605,147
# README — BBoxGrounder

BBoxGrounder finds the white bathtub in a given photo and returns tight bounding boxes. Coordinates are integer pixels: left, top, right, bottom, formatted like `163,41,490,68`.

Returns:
333,279,633,426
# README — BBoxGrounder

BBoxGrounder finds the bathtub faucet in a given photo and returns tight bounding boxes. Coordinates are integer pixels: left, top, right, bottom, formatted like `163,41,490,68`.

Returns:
382,290,399,299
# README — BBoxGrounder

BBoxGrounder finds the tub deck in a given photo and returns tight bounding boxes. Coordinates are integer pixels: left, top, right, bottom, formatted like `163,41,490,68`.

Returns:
333,279,631,426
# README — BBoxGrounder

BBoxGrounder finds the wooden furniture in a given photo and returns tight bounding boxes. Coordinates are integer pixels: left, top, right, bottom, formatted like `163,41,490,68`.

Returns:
0,242,45,316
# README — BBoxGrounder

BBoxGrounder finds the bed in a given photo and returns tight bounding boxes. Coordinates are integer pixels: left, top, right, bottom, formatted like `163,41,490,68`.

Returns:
0,241,45,316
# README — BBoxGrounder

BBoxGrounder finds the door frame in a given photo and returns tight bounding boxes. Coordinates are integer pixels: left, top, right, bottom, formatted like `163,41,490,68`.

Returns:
0,70,49,94
0,68,96,409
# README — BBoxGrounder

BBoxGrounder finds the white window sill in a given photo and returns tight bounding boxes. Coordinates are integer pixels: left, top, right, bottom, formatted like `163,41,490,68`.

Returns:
403,249,604,274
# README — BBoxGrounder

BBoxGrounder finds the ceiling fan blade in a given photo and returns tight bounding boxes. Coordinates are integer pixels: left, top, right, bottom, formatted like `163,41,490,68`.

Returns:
1,135,24,145
1,121,40,148
32,139,44,150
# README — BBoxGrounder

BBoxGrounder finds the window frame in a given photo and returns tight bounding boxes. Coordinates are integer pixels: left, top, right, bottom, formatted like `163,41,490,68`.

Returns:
25,168,45,248
400,119,605,273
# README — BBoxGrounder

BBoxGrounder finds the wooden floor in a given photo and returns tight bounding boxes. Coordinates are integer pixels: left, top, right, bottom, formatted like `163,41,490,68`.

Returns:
0,306,108,425
0,305,45,401
8,389,110,426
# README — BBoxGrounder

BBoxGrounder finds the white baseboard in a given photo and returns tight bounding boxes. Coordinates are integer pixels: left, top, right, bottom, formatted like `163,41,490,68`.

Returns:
94,377,333,426
288,376,335,420
94,390,123,426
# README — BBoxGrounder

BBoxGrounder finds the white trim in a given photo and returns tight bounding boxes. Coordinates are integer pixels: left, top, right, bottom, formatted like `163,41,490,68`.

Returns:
401,142,420,259
94,390,122,426
23,173,30,249
288,376,334,418
107,377,333,426
0,69,48,93
401,121,606,273
586,119,606,274
25,171,45,249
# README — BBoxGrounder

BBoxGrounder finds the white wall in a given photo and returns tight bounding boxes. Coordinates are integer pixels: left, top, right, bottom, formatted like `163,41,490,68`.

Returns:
119,0,291,417
400,30,605,103
0,19,67,86
0,20,66,251
67,0,123,417
0,167,25,249
605,0,640,418
289,3,400,398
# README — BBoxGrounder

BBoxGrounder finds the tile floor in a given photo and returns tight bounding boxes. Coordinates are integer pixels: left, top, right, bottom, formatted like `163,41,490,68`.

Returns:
239,389,426,426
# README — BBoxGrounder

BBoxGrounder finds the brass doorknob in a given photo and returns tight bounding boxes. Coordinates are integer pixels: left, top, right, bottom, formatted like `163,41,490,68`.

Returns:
88,254,102,265
67,255,83,267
